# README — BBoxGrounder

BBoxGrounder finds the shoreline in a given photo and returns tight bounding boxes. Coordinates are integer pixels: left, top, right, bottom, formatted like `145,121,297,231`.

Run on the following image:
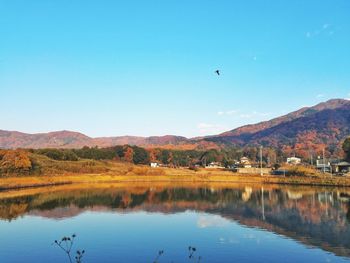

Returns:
1,172,350,191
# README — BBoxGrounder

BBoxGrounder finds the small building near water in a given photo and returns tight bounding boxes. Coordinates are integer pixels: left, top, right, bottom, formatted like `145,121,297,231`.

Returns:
286,157,301,165
332,161,350,174
240,157,252,168
316,159,331,172
206,162,225,169
150,162,159,168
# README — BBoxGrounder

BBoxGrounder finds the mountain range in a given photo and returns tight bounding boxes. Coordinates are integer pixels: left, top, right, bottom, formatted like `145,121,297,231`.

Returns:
1,99,350,155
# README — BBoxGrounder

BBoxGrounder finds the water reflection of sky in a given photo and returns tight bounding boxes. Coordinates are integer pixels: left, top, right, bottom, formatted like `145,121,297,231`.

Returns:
1,210,350,263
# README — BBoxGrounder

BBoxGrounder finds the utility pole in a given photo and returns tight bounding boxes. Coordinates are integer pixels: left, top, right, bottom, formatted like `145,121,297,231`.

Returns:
260,146,263,176
310,153,313,166
323,148,326,174
309,150,313,166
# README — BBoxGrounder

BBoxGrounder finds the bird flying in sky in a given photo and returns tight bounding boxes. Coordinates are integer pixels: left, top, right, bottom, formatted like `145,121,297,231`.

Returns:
215,70,220,75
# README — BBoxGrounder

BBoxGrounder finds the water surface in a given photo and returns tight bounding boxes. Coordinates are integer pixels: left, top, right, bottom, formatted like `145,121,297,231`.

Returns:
1,183,350,262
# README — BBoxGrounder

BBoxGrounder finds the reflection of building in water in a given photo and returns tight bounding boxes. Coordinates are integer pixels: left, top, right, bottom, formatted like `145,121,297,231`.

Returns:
337,192,350,202
318,192,334,204
242,187,252,202
287,190,303,200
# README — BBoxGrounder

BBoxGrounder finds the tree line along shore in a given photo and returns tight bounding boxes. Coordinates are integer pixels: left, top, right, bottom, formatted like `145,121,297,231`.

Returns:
0,143,350,190
1,139,350,173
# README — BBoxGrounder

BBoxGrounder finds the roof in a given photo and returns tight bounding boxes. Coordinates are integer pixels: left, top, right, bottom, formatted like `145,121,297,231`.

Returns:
335,161,350,166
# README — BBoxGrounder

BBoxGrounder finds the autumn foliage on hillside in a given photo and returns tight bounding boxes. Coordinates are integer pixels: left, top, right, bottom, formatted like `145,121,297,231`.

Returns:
1,134,349,177
206,99,350,159
30,145,285,168
343,137,350,161
1,100,350,161
0,150,32,174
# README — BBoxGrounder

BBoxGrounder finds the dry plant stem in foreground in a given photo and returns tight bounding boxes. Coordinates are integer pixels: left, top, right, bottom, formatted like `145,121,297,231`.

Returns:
53,234,85,263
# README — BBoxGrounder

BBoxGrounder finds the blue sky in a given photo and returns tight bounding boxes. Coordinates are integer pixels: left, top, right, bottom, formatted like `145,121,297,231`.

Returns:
1,0,349,138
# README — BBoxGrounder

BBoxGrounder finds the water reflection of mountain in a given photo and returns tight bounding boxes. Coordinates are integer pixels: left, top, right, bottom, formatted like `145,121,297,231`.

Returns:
1,185,350,258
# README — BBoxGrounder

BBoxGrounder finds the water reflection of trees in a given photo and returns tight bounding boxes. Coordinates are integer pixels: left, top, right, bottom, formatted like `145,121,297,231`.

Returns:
1,185,350,257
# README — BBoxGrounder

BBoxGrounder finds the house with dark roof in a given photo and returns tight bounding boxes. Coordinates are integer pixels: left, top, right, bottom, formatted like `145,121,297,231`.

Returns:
332,161,350,174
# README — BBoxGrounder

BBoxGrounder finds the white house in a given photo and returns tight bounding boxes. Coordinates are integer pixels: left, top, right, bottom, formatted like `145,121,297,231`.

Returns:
286,157,301,165
206,162,225,169
316,159,331,172
240,157,252,168
150,162,159,168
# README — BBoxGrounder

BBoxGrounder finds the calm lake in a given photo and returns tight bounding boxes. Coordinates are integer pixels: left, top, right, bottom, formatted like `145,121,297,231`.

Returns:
1,183,350,263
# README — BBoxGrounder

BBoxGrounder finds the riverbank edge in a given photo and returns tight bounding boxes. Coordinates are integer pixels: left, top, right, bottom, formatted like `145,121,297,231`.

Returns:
1,172,350,191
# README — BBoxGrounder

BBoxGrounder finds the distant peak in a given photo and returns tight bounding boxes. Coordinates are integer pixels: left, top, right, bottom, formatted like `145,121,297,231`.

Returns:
311,98,350,111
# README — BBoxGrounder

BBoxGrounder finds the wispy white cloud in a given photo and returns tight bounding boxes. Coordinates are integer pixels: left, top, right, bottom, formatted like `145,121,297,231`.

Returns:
217,110,239,116
240,111,270,119
197,123,228,135
244,52,259,62
218,110,270,119
199,110,271,135
316,94,325,98
345,93,350,100
306,23,335,38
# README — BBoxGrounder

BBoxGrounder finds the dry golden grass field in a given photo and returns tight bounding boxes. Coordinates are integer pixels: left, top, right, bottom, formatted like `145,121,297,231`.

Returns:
1,156,350,190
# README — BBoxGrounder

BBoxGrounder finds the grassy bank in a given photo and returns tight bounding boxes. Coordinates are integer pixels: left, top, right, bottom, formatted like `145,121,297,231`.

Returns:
1,153,350,190
1,164,350,190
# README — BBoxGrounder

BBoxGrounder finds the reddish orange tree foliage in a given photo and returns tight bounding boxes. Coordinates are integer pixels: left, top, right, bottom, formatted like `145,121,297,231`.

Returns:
148,149,160,163
0,150,32,174
123,147,134,162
